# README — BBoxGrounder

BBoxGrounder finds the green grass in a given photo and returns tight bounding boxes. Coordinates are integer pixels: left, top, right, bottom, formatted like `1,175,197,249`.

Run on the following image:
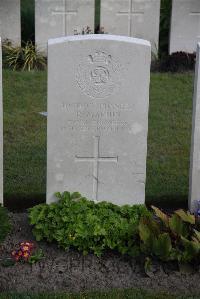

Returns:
146,72,193,207
3,71,194,208
0,289,199,299
4,70,47,205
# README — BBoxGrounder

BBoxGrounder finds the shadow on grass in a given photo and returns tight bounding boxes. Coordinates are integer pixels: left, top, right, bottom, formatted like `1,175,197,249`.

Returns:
4,193,45,212
4,194,188,212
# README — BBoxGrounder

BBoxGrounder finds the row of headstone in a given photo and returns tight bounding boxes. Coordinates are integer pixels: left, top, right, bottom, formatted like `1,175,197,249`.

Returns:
35,0,160,54
1,0,200,55
0,33,200,211
45,37,200,212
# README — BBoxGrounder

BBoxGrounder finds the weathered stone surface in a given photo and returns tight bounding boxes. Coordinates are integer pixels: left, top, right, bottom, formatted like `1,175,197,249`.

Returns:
47,35,151,205
170,0,200,54
0,0,21,45
100,0,160,54
0,39,3,204
35,0,95,52
189,43,200,212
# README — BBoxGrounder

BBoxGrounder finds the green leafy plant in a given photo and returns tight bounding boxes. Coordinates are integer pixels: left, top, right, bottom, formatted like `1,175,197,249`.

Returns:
29,191,150,257
139,206,200,264
0,205,11,244
28,249,44,264
74,26,106,35
2,40,47,71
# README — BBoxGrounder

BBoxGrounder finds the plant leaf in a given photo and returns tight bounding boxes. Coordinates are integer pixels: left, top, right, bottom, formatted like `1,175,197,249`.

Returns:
151,206,169,227
175,209,195,224
194,229,200,242
153,233,172,260
169,214,189,237
139,219,151,243
181,236,200,258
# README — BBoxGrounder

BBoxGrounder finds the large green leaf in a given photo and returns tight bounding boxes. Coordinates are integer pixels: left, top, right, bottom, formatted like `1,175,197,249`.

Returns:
169,214,189,237
151,206,169,227
139,216,160,241
138,219,151,243
175,209,195,224
153,233,172,260
194,229,200,242
181,236,200,261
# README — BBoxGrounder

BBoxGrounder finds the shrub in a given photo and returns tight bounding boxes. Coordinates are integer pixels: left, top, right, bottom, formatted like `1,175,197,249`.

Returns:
74,26,106,35
160,52,196,72
29,191,150,256
2,40,46,71
139,206,200,264
0,205,11,244
152,52,196,72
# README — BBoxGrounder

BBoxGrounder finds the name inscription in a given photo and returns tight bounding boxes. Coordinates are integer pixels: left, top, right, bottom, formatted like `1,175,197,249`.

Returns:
61,102,134,133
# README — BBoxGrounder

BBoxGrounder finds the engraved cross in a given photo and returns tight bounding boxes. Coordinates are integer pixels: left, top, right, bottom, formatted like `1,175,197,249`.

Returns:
52,0,78,35
117,0,144,36
75,136,118,201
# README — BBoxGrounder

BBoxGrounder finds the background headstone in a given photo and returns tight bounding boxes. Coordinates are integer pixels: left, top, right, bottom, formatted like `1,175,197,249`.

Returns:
47,35,151,205
35,0,95,52
0,0,21,45
100,0,160,54
189,43,200,213
170,0,200,54
0,39,3,205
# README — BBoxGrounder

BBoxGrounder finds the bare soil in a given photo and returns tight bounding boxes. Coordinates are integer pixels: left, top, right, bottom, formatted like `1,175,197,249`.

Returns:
0,213,200,295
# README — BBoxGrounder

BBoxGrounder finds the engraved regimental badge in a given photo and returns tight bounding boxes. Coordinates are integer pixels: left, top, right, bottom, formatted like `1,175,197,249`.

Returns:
76,51,122,99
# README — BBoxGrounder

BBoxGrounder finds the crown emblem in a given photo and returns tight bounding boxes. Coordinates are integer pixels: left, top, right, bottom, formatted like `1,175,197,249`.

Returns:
76,51,122,99
88,51,111,64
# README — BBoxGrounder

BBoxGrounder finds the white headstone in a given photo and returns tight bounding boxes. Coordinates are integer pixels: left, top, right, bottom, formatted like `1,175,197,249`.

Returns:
35,0,95,52
47,35,151,205
189,43,200,213
170,0,200,54
100,0,160,54
0,39,3,205
0,0,21,45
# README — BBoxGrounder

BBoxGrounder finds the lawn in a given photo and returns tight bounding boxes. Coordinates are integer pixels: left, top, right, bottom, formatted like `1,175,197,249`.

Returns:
3,70,194,209
4,70,47,208
146,72,193,208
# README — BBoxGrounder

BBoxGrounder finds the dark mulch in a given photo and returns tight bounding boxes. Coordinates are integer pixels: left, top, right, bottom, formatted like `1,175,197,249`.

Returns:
0,213,200,295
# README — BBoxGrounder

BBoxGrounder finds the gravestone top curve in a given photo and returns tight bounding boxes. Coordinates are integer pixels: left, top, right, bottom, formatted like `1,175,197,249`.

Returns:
48,34,151,47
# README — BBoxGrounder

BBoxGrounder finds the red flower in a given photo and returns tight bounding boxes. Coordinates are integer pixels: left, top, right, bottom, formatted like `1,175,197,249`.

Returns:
22,251,30,260
20,242,34,248
11,241,35,263
21,245,30,252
